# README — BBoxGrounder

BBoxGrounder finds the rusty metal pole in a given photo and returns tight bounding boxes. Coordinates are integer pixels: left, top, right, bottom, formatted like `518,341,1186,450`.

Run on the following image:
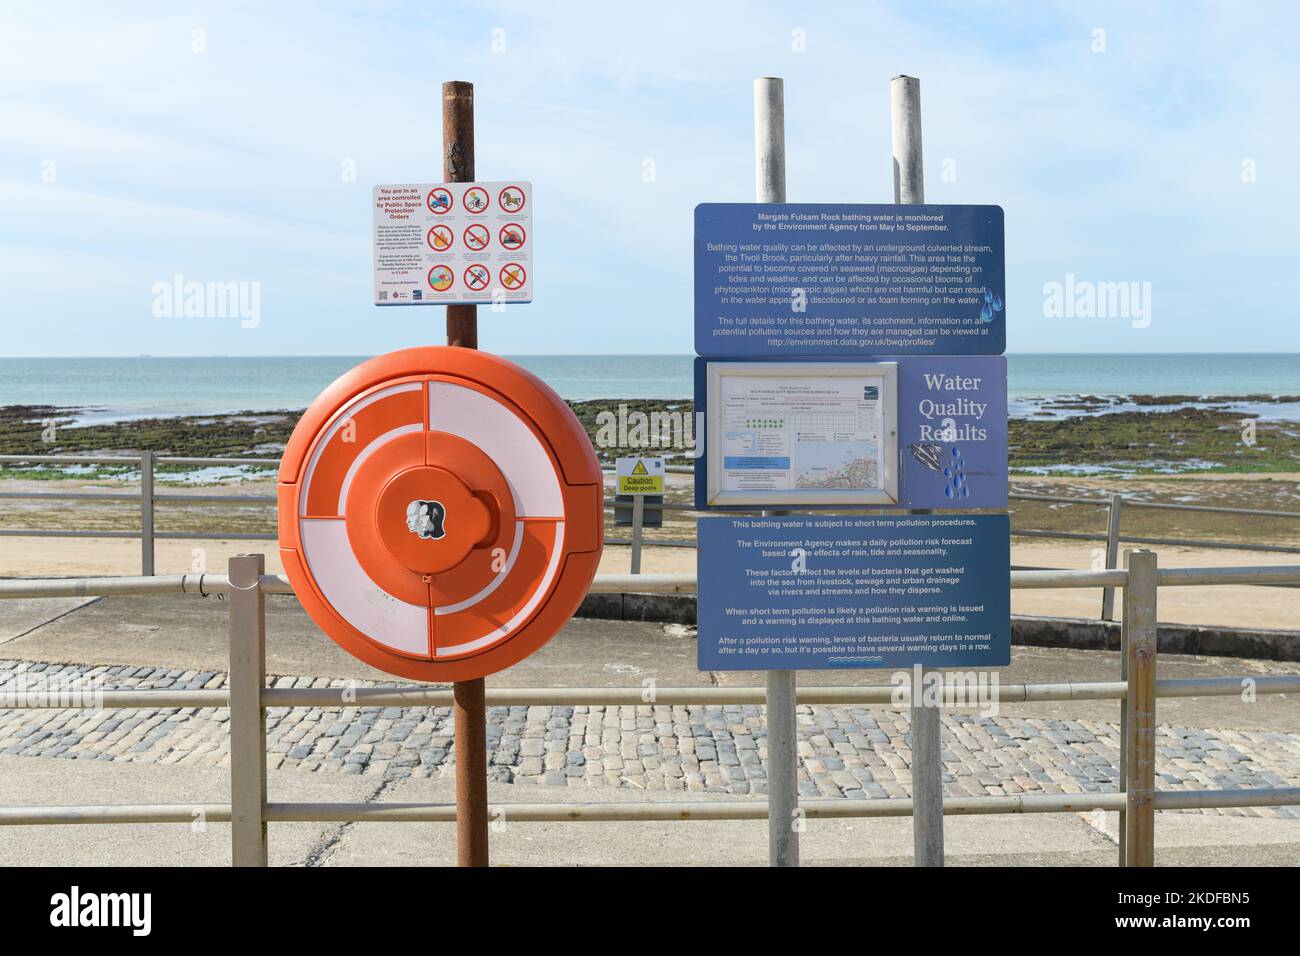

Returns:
444,80,478,350
443,79,489,867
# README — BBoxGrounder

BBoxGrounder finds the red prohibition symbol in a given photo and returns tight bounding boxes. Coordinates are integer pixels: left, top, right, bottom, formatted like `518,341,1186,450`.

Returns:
463,223,490,251
499,223,526,251
499,262,527,290
463,187,490,214
426,187,453,214
498,185,526,213
463,264,491,291
427,224,454,251
427,265,454,292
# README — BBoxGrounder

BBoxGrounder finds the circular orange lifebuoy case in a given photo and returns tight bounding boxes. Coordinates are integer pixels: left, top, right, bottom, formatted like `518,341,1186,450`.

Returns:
277,347,603,681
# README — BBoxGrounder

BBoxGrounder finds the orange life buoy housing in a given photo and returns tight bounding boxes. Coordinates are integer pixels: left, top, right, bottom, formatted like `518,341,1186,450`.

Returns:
277,347,603,681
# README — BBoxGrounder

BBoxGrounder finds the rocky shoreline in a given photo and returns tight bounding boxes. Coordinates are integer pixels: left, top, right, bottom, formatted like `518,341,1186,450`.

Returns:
2,395,1298,477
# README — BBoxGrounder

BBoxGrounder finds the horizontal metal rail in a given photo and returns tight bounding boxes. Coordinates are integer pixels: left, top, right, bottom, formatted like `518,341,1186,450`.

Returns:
0,454,142,465
6,787,1300,827
1013,528,1300,555
4,566,1300,600
0,804,232,826
0,528,143,539
1011,491,1300,520
5,676,1297,712
603,537,697,548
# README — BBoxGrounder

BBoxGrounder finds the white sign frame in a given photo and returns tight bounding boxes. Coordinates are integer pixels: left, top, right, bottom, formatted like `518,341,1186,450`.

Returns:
705,361,899,508
372,181,532,306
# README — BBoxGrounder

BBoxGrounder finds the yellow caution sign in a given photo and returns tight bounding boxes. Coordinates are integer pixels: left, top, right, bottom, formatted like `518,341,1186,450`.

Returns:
616,455,664,495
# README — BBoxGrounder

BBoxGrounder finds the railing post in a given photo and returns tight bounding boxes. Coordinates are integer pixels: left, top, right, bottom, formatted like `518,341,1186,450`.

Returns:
140,451,155,576
630,494,644,574
766,669,800,866
1121,548,1157,867
1101,494,1123,620
754,75,800,868
228,553,268,867
892,72,944,868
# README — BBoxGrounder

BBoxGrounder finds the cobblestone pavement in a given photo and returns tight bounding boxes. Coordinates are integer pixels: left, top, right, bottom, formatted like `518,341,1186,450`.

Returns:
2,660,1298,818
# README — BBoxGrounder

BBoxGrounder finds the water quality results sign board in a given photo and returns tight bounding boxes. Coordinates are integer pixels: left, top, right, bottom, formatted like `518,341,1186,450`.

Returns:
694,356,1007,510
695,203,1004,356
373,182,532,306
698,514,1010,670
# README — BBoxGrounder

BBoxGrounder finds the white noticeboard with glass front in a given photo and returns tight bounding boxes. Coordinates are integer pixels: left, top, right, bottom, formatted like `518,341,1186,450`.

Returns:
704,361,898,507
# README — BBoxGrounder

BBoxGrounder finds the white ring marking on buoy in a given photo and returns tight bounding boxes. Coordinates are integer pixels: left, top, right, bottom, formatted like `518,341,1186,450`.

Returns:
299,519,429,656
434,519,524,616
335,423,424,516
426,382,563,517
435,521,564,657
298,382,422,515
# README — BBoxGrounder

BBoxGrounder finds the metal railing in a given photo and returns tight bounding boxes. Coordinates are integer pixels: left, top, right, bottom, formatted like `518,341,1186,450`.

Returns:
3,453,1300,623
0,556,1298,866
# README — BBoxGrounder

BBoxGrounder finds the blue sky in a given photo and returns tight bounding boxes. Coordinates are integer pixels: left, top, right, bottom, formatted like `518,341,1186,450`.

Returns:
1,0,1296,356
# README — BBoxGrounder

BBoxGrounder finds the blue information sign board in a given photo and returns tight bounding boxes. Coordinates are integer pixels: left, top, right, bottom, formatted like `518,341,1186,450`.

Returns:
695,203,1005,357
698,514,1010,670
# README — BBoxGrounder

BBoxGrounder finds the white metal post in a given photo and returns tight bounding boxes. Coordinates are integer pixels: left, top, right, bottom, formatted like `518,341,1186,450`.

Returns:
229,553,268,866
630,495,644,574
1101,494,1123,620
140,450,155,576
892,73,944,868
891,75,925,204
755,75,800,867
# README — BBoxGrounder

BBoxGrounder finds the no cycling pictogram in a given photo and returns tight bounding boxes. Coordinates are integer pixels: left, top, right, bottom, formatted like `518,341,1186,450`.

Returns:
464,264,492,292
498,185,526,213
463,187,490,214
427,265,454,292
499,223,526,251
426,187,453,214
427,224,454,251
464,223,491,251
499,262,527,290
